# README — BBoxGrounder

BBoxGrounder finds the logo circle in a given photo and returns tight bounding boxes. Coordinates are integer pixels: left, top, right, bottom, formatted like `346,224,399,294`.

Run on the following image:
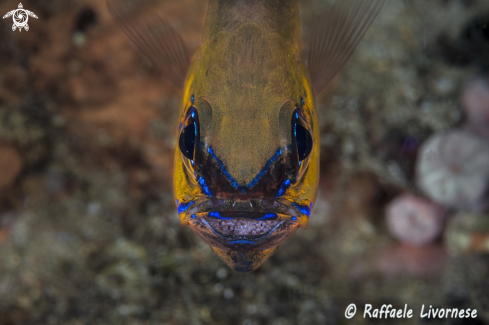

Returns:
13,9,28,28
345,303,357,319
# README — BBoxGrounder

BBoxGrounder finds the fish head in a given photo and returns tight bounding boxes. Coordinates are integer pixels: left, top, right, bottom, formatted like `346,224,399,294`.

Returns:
174,48,319,271
107,0,383,272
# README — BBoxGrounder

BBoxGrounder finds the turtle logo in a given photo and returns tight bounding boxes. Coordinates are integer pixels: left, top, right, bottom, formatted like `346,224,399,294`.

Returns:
3,3,38,32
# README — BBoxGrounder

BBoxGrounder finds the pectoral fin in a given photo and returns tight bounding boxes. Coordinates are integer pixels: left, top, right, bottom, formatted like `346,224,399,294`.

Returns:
26,10,38,19
3,10,14,19
107,0,190,90
307,0,384,95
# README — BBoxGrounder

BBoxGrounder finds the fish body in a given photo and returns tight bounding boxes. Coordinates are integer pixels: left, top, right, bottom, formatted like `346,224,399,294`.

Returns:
108,0,383,271
175,0,318,271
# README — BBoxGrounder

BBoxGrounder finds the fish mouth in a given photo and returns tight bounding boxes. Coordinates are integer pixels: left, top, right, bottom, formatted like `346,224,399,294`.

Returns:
180,198,306,251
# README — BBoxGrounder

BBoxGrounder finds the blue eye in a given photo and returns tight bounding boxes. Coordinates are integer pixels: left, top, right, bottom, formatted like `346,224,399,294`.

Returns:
293,109,313,161
191,94,195,103
300,97,305,106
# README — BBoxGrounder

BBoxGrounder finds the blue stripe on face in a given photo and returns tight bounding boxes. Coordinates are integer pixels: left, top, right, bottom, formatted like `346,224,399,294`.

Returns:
208,211,234,220
292,203,311,217
207,147,241,190
198,177,212,196
276,178,291,197
206,147,283,194
178,201,194,214
228,240,256,245
208,212,277,220
245,149,282,188
258,213,278,220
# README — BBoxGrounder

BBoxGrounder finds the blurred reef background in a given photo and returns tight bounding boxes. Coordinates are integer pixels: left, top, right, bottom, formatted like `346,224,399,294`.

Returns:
1,0,489,324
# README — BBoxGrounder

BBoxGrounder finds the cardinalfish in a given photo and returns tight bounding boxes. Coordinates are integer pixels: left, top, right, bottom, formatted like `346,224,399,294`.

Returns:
108,0,383,272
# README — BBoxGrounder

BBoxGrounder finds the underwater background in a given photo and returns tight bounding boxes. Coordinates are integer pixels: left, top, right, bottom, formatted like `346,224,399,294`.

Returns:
0,0,489,324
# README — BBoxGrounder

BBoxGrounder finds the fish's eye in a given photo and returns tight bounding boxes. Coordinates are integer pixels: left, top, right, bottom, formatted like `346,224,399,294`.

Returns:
179,108,199,160
292,108,312,161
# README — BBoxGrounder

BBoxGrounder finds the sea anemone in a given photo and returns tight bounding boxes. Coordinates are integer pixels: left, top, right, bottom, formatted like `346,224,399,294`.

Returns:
386,194,445,246
416,130,489,212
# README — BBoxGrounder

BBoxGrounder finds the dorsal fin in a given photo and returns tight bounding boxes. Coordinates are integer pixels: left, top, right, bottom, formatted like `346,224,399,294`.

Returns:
107,0,190,90
307,0,384,95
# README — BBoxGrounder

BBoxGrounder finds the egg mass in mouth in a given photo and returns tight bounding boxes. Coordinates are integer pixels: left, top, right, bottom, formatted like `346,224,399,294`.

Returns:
205,216,281,236
187,210,300,253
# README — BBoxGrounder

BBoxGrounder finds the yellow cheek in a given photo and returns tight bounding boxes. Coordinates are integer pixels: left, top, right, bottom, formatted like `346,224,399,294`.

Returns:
174,74,201,223
173,151,186,202
302,75,314,108
281,75,319,228
173,151,203,224
181,73,195,114
282,145,319,228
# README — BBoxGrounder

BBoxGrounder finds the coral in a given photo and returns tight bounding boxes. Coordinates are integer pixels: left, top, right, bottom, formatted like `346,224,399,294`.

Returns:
416,130,489,212
386,194,445,246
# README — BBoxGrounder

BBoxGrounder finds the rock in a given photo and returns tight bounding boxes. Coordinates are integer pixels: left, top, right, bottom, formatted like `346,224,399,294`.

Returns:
462,75,489,139
377,243,448,276
445,211,489,255
0,144,23,190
